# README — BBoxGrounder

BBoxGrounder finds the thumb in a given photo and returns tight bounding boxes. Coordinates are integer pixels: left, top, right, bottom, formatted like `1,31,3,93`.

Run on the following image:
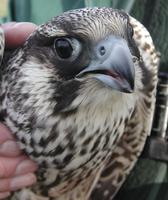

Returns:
0,156,37,178
1,22,37,49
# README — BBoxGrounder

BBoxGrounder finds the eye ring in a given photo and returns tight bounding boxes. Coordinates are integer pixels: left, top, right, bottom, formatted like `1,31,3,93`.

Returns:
54,37,81,60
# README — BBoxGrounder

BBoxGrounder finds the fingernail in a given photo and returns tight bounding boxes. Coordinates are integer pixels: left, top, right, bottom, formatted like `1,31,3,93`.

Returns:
0,140,21,156
10,173,36,191
13,22,37,32
0,192,10,199
15,160,38,175
14,22,36,27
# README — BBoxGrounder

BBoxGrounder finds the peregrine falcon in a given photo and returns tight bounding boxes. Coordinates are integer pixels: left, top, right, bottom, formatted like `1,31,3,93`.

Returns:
0,7,159,200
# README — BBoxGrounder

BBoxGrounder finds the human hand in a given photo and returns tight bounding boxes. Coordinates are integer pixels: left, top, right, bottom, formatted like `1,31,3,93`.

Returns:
1,22,37,49
0,22,37,199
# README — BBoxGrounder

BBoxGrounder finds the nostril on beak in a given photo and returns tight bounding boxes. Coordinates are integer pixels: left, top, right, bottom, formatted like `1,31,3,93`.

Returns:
99,46,106,56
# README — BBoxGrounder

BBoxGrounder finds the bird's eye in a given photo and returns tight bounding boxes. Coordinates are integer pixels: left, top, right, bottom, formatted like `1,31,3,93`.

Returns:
54,37,81,60
54,38,73,59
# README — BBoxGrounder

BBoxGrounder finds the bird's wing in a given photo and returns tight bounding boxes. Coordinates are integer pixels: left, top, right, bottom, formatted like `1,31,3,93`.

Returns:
47,167,103,200
0,27,4,66
90,16,160,200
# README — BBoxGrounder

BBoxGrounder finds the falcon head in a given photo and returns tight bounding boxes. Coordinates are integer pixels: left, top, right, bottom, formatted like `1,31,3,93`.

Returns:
7,7,141,115
37,7,137,90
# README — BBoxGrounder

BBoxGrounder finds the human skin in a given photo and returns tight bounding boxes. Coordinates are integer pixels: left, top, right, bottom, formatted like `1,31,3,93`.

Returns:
0,22,38,199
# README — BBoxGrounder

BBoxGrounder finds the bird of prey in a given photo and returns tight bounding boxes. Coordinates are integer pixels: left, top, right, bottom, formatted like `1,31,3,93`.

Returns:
0,7,159,200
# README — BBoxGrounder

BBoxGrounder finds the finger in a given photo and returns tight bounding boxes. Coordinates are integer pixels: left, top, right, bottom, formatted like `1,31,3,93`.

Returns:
0,173,36,192
0,123,21,157
0,123,22,157
1,22,37,49
0,156,37,178
0,192,10,199
0,123,15,143
0,140,21,157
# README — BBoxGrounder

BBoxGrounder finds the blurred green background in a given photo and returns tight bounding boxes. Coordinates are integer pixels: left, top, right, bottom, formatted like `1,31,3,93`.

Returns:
0,0,168,200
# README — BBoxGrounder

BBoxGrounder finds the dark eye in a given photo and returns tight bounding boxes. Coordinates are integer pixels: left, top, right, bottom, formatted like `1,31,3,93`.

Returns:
54,38,73,59
54,37,81,60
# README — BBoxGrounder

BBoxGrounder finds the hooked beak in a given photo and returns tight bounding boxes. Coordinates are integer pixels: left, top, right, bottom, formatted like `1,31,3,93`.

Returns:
76,36,135,93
